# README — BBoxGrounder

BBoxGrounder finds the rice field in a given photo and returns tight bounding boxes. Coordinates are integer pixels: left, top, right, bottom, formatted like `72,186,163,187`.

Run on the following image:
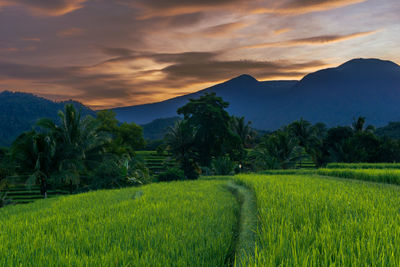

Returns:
234,174,400,266
318,168,400,185
326,162,400,169
0,180,238,266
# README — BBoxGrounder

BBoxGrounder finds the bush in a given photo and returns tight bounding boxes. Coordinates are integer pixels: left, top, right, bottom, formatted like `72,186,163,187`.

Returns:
211,156,235,175
157,168,185,182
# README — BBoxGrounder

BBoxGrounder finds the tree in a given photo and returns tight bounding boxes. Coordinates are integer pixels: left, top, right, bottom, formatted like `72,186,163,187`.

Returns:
177,93,241,166
288,118,319,167
11,131,56,197
253,130,302,170
95,110,145,156
352,116,375,133
37,104,109,192
232,116,256,148
165,120,199,180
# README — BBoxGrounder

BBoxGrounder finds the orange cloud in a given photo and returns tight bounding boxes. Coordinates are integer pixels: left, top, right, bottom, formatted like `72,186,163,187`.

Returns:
274,28,292,35
0,0,86,16
199,22,249,37
57,27,85,37
20,37,41,42
253,0,367,15
241,30,378,49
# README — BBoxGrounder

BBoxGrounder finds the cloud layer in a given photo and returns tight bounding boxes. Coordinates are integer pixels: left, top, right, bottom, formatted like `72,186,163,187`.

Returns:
0,0,399,108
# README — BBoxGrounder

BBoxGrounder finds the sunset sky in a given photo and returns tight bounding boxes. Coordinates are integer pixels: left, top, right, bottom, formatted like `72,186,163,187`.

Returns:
0,0,399,109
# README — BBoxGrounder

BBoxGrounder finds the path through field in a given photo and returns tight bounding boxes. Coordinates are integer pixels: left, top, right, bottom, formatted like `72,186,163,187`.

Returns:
225,181,257,266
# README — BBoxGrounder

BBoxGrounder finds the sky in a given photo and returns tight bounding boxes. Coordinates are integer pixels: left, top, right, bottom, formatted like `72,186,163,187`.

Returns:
0,0,399,109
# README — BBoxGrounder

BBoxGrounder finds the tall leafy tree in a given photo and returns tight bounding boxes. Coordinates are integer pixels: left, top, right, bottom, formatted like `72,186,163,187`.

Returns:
177,93,241,166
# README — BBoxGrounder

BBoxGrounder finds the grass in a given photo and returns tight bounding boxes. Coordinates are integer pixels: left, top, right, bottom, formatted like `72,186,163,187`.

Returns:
326,162,400,169
0,179,238,266
225,181,257,265
318,168,400,185
234,174,400,266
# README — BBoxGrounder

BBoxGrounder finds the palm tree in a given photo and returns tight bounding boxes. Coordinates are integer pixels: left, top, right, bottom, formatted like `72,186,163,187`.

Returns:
37,104,109,192
11,131,56,197
352,116,375,133
165,120,199,180
288,118,318,167
232,117,256,148
254,130,302,170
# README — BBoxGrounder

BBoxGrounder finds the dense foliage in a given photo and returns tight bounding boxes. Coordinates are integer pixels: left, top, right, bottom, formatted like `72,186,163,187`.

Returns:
1,105,148,197
166,93,252,179
0,91,95,147
251,116,400,170
235,174,400,266
0,180,238,266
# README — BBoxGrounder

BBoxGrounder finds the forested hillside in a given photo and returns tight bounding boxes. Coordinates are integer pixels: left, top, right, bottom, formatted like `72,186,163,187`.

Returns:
0,91,95,146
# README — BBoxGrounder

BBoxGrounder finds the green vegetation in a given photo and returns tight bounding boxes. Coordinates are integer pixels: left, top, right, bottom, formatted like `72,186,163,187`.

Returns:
225,181,257,264
0,106,148,202
318,168,400,185
326,162,400,169
234,174,400,266
0,180,238,266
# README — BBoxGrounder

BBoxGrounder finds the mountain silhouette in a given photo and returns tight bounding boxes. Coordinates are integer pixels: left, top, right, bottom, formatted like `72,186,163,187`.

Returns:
112,58,400,130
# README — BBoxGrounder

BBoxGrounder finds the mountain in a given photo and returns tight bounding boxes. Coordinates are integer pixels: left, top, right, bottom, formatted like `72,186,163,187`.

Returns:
112,58,400,130
112,74,297,126
375,122,400,139
141,117,181,140
0,91,95,146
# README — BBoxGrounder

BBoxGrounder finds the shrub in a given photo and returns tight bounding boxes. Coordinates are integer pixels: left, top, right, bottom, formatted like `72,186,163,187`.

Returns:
211,156,235,175
157,168,185,182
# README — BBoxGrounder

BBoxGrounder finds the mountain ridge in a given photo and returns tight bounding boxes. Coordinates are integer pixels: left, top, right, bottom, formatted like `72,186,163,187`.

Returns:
0,91,95,146
111,58,400,129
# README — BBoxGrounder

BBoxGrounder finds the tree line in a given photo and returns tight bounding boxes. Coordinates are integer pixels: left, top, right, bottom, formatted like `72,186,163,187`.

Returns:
163,94,400,179
2,93,400,192
0,104,149,198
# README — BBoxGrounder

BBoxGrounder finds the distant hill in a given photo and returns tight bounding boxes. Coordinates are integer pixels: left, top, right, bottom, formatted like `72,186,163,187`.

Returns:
0,91,95,146
112,58,400,130
141,117,181,140
376,122,400,139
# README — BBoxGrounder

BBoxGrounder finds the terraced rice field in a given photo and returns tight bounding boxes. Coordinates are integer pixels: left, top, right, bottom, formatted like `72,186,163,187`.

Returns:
326,163,400,169
2,168,400,266
0,180,238,266
234,174,400,266
318,168,400,185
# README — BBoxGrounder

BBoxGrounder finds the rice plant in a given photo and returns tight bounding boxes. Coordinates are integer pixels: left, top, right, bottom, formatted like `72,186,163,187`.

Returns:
318,168,400,185
234,174,400,266
0,180,238,266
326,162,400,169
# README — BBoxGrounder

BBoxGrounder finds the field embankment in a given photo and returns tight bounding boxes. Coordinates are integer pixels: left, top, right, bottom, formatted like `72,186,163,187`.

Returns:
0,180,238,266
326,163,400,169
234,174,400,266
318,168,400,185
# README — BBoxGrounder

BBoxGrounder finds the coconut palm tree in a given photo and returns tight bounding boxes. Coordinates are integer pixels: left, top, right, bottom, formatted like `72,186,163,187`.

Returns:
37,104,109,192
11,131,56,197
232,116,256,148
165,120,199,180
352,116,375,133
